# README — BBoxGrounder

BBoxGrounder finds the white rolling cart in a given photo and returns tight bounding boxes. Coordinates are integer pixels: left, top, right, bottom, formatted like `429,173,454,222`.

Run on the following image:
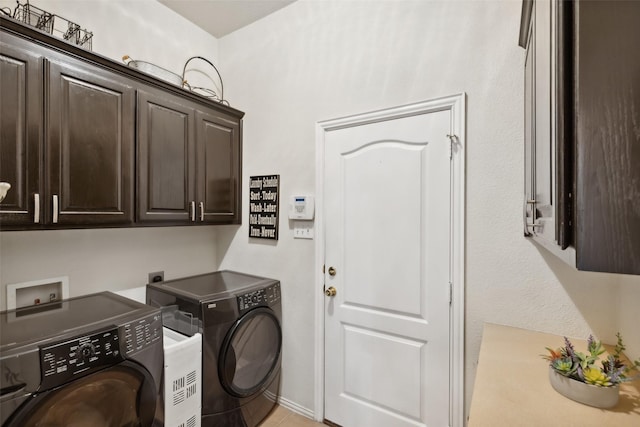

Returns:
163,328,202,427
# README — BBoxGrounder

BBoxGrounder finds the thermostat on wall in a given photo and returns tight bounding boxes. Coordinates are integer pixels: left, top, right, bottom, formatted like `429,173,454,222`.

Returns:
289,195,314,220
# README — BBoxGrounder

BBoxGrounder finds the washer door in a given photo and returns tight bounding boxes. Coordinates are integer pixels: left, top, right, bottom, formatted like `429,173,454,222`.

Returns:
219,307,282,398
5,361,156,427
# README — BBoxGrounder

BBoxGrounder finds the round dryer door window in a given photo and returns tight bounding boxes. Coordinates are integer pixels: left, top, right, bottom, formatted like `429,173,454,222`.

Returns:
219,307,282,398
7,362,156,427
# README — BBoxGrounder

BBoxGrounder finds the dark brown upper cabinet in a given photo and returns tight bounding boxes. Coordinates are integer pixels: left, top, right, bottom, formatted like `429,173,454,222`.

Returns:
1,32,135,228
520,0,640,275
0,33,43,227
195,109,241,224
137,89,242,225
137,89,196,223
1,15,243,230
47,56,135,227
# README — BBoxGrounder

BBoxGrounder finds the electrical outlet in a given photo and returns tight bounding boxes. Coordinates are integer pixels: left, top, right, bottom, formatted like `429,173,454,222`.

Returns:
293,222,314,239
148,271,164,283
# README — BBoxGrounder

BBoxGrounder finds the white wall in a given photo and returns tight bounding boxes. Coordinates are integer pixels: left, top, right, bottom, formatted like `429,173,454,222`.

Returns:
0,0,223,311
618,275,640,361
0,227,220,309
0,0,219,76
215,0,627,419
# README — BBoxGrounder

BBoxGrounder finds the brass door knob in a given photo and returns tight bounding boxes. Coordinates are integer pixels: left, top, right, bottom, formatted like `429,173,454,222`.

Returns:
324,286,337,297
328,266,337,276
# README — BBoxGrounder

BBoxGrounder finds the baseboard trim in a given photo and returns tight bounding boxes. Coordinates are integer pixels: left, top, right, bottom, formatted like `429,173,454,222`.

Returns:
277,395,315,420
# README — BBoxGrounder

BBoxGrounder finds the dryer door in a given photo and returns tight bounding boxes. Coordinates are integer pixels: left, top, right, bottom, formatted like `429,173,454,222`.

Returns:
219,307,282,398
4,361,157,427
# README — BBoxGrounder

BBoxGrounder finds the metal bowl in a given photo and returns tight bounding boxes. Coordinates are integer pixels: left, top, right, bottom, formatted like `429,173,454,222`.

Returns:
122,56,184,86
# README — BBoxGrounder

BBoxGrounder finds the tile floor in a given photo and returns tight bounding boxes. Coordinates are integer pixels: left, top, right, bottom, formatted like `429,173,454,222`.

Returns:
260,405,326,427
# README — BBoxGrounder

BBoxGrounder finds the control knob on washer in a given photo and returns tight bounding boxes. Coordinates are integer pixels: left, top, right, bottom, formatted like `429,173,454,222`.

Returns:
79,343,96,360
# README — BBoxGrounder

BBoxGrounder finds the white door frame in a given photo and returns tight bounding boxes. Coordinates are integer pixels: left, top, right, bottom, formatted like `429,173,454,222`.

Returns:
314,93,466,427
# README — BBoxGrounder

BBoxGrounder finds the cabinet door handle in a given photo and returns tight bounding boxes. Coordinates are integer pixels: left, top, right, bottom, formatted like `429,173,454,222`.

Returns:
199,202,204,222
190,201,196,222
52,194,59,224
34,193,40,223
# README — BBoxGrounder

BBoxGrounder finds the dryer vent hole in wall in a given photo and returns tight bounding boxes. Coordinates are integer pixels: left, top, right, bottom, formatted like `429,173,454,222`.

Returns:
149,271,164,283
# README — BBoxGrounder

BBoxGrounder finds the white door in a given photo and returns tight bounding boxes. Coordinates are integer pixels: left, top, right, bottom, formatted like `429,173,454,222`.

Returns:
323,107,452,427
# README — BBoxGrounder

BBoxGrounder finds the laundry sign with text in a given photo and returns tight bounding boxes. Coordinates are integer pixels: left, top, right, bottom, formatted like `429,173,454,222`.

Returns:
249,175,279,240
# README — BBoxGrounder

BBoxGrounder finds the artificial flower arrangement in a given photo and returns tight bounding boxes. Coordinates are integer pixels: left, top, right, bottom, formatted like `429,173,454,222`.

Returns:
543,333,640,387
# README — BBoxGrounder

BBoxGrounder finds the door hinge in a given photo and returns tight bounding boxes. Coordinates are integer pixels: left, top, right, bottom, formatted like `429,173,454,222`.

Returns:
449,282,453,305
446,134,458,160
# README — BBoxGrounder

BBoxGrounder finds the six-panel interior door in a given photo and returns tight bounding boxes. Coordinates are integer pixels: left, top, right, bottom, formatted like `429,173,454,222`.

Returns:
324,109,452,427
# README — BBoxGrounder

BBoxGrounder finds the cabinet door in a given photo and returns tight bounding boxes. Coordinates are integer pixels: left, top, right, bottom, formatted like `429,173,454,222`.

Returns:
47,58,135,226
532,0,555,242
195,110,241,224
574,0,640,274
0,34,43,227
554,0,572,250
137,90,195,222
522,0,572,250
523,6,536,236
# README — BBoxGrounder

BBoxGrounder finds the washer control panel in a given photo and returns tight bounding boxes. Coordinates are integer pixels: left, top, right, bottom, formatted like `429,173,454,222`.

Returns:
122,312,162,355
38,312,162,390
237,283,281,313
39,327,122,390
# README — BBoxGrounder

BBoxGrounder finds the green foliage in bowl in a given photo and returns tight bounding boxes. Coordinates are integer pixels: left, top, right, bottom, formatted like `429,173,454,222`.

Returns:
543,333,640,387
